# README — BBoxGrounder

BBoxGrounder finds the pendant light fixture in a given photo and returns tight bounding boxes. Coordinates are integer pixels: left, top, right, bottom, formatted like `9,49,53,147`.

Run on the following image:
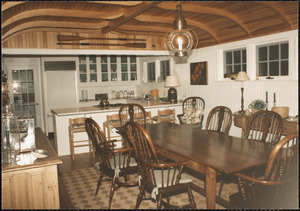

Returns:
165,2,198,57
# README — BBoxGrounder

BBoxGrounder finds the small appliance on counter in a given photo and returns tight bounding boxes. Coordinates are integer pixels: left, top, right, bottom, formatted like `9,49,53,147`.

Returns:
95,93,110,107
95,93,108,101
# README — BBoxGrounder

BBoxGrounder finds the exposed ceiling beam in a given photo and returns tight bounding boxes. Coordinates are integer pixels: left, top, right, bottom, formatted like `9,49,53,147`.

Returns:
258,2,292,28
2,8,122,28
1,2,24,11
135,15,221,44
87,1,143,6
157,2,252,37
2,21,107,42
101,1,161,34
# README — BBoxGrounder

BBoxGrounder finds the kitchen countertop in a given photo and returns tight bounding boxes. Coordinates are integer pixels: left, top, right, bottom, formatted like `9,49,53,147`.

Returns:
51,99,181,116
2,128,62,173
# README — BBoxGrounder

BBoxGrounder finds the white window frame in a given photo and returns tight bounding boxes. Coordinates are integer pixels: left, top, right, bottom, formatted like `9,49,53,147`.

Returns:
216,30,297,82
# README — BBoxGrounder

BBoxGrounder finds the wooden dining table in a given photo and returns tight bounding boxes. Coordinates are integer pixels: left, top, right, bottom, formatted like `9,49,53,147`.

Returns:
144,122,275,209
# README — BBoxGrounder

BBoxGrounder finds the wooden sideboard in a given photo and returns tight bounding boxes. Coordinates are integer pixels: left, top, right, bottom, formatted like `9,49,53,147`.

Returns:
233,112,298,138
2,128,62,209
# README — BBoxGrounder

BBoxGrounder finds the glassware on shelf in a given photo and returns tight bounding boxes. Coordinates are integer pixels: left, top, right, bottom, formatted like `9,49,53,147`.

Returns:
124,90,128,98
111,90,116,99
82,90,88,101
130,91,135,98
116,91,120,99
120,90,124,98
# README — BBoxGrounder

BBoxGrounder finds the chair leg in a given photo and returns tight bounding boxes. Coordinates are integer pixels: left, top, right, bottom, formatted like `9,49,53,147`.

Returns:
218,179,225,197
135,185,145,209
187,186,196,208
157,193,163,209
108,176,117,209
95,171,104,196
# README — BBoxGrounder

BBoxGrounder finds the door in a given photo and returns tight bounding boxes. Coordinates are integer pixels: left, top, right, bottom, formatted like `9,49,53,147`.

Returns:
44,70,78,134
7,66,42,127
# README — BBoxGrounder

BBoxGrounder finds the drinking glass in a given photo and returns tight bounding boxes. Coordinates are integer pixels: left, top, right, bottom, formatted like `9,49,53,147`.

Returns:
2,115,21,164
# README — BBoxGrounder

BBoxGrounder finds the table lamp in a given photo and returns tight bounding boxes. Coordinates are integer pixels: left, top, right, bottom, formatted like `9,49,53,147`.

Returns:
235,71,250,114
165,75,180,103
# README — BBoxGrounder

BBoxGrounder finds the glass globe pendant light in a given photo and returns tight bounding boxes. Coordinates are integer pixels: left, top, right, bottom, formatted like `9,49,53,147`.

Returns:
165,2,198,57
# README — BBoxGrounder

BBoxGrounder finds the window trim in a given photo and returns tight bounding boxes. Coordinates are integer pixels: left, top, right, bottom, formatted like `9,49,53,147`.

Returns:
216,31,297,82
256,41,289,78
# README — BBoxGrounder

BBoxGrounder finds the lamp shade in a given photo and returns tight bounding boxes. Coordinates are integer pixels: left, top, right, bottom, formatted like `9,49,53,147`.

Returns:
165,75,180,87
235,71,250,82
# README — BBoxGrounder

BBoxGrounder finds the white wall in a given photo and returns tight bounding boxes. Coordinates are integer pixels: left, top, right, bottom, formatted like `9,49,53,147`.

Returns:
174,30,298,137
3,30,298,137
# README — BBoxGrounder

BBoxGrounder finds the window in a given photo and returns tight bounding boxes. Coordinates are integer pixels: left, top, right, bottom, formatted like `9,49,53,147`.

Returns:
147,62,155,82
257,42,288,77
160,60,170,81
224,48,247,77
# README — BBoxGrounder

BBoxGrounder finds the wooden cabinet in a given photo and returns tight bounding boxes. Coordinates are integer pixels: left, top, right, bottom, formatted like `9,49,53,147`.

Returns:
233,112,298,138
2,128,62,209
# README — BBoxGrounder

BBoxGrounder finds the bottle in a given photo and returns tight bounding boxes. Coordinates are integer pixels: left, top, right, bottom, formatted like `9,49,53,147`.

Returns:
142,89,146,99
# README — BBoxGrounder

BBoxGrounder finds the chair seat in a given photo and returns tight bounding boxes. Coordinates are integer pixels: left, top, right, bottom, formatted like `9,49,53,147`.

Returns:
95,154,137,172
152,115,173,122
103,120,122,128
153,170,192,188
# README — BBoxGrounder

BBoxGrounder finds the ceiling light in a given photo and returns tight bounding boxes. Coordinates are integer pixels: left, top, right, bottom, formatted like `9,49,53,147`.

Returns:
165,2,198,57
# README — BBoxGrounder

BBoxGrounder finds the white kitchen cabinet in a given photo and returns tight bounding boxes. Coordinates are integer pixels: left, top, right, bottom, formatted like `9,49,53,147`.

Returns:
52,101,181,156
78,55,98,83
78,55,138,85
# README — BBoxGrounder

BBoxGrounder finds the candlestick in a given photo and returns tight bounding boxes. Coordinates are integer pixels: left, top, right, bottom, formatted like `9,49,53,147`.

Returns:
274,93,276,103
266,91,268,103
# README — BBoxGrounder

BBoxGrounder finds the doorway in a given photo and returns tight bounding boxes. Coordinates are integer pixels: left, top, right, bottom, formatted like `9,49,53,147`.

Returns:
7,66,42,128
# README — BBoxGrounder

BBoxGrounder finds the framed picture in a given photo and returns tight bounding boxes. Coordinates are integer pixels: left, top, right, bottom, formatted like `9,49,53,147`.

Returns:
190,62,207,85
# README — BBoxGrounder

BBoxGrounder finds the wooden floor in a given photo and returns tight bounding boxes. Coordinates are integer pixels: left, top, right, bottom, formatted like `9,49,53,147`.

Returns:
51,137,298,209
57,152,95,209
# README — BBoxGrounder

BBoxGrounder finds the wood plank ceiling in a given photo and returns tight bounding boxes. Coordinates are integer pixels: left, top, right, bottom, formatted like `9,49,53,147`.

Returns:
2,1,298,51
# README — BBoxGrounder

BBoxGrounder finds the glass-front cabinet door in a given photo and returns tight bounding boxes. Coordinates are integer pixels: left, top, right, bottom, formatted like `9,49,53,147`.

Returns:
130,56,137,81
101,56,108,82
110,55,117,81
79,55,98,83
78,55,138,84
121,56,128,81
89,55,97,82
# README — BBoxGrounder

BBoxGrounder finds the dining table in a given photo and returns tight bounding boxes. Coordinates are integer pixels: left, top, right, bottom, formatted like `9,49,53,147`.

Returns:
143,122,275,209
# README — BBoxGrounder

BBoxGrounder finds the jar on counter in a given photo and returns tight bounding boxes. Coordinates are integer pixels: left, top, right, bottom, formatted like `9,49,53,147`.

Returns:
111,90,116,99
116,91,120,99
123,90,128,98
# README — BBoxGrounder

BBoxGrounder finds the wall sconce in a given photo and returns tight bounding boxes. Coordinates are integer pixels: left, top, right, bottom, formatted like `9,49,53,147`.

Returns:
165,2,198,57
235,71,250,114
165,75,180,103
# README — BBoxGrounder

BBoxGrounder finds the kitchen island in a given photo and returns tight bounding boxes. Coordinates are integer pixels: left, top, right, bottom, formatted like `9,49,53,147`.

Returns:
51,99,182,156
2,128,62,209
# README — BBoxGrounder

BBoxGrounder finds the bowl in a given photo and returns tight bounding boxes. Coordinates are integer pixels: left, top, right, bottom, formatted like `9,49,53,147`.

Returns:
32,149,49,158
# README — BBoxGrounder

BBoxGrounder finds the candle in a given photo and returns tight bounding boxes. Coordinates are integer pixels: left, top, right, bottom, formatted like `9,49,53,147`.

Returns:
177,38,182,51
274,93,276,103
266,91,268,103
